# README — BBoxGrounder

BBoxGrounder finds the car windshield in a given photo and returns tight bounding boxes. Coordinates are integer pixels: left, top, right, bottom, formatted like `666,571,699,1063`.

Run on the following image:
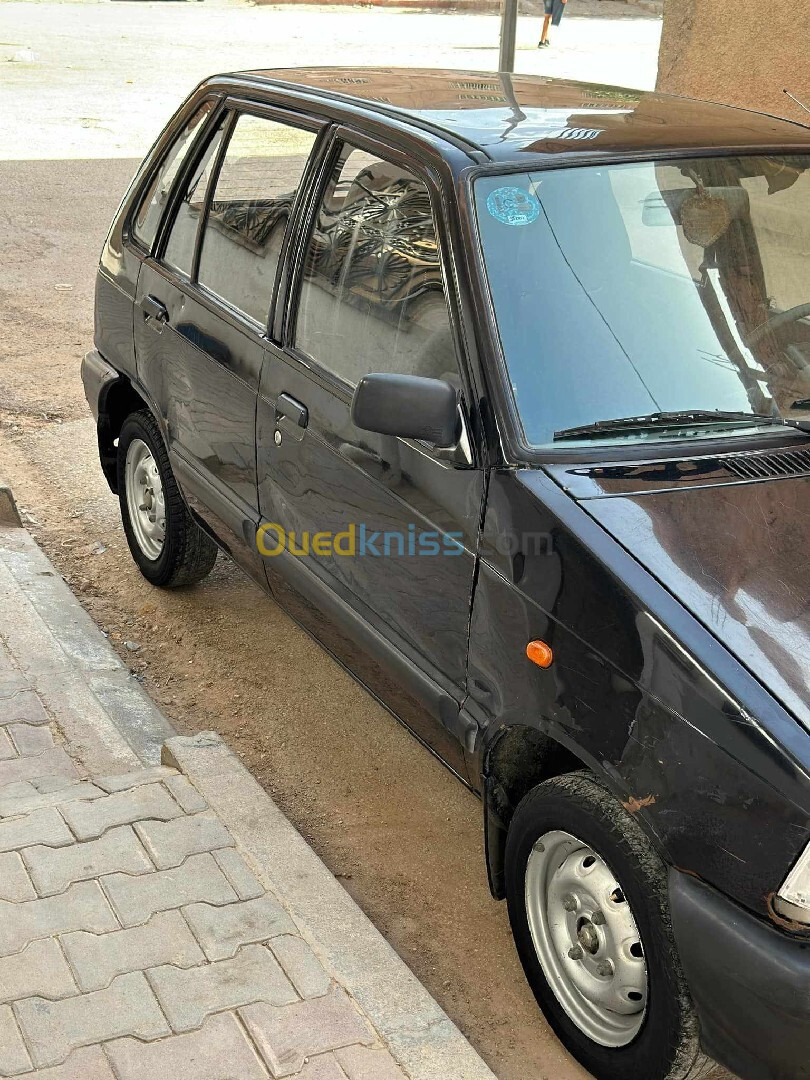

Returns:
474,155,810,447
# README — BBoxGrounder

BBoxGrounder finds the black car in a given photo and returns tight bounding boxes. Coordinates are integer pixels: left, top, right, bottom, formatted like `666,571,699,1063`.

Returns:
83,68,810,1080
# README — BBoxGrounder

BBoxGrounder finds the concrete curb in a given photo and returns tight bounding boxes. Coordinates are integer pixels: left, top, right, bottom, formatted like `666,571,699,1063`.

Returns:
0,482,22,527
0,526,175,769
164,732,498,1080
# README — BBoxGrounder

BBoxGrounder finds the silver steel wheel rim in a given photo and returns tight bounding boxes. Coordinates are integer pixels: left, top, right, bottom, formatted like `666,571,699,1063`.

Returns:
125,439,166,561
525,829,648,1047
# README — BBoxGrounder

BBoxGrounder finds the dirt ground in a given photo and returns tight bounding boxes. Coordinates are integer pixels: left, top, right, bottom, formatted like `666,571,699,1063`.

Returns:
0,155,592,1080
0,3,663,1076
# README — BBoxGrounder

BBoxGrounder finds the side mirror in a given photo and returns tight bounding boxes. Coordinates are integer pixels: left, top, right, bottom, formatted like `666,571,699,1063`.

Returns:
350,373,460,448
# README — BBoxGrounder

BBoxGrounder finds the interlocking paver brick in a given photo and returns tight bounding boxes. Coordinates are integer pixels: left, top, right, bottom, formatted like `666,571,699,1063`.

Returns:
164,774,207,813
0,806,73,854
62,910,205,992
8,722,54,757
336,1045,408,1080
0,1003,32,1076
0,780,37,801
61,784,183,840
23,825,152,896
0,881,118,957
147,944,296,1032
105,1010,269,1080
291,1056,346,1080
182,895,296,961
134,811,234,869
0,747,77,787
102,851,236,926
0,688,49,727
14,971,171,1068
215,848,264,899
0,938,77,1004
240,987,375,1078
0,850,36,901
95,766,178,793
33,776,79,793
0,780,104,819
11,1045,117,1079
0,727,16,759
0,672,29,692
270,935,332,999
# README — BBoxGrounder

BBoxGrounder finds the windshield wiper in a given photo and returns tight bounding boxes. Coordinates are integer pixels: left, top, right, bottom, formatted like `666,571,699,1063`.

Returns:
554,409,810,441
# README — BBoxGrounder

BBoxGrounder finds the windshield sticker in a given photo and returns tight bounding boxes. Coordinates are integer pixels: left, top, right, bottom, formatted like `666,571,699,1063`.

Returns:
486,186,541,227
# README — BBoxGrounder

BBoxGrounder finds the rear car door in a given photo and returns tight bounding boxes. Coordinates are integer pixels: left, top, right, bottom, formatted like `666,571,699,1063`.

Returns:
134,102,323,574
257,133,484,776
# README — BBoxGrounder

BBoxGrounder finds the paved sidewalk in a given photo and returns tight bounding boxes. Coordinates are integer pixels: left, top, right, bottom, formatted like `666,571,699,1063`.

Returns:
0,519,496,1080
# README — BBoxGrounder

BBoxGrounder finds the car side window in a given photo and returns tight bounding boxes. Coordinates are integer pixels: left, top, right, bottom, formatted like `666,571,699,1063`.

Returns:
197,113,320,326
132,101,214,251
294,145,459,389
162,117,228,278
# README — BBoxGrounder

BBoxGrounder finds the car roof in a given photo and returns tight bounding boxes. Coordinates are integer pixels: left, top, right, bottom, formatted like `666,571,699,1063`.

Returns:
231,67,810,164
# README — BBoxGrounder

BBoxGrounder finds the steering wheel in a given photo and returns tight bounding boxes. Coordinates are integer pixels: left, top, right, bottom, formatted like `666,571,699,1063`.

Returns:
746,303,810,347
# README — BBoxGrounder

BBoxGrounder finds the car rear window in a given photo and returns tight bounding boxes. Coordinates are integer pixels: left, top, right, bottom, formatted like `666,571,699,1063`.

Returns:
196,113,320,326
132,101,214,251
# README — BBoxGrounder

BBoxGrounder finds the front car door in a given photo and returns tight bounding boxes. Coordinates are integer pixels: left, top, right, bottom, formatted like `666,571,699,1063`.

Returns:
134,102,323,575
257,132,485,777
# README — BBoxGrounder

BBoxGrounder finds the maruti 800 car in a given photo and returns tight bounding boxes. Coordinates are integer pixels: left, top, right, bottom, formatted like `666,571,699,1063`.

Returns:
82,69,810,1080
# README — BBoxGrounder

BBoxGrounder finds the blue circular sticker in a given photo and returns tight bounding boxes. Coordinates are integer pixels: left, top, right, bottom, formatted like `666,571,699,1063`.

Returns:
486,186,541,227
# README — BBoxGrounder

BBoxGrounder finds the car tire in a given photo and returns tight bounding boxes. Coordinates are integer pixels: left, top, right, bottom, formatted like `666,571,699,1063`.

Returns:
505,772,712,1080
117,410,218,588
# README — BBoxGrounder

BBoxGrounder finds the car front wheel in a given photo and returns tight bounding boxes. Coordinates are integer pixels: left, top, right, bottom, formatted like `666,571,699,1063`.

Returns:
117,410,217,588
505,772,713,1080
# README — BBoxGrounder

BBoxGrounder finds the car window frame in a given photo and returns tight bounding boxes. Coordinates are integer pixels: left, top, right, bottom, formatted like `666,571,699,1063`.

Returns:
124,93,224,258
153,97,328,340
282,125,476,419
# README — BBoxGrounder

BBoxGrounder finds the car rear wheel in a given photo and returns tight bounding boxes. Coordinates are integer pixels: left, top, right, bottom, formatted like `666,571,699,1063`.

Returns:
505,772,713,1080
117,410,217,588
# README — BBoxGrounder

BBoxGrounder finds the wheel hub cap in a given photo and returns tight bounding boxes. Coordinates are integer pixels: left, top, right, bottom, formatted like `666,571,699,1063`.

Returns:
525,829,648,1047
125,439,166,561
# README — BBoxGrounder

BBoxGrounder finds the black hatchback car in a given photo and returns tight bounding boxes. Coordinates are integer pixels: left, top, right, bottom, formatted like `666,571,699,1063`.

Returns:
83,69,810,1080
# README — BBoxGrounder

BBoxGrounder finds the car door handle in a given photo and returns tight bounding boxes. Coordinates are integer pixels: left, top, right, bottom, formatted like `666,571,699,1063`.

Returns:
276,393,308,429
139,295,169,327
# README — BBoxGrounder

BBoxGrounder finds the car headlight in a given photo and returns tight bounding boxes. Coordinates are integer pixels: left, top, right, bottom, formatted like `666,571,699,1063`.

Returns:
775,841,810,925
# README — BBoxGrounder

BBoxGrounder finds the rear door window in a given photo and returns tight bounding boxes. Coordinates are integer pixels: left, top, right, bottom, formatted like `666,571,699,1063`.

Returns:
162,117,228,278
196,113,320,326
132,101,214,251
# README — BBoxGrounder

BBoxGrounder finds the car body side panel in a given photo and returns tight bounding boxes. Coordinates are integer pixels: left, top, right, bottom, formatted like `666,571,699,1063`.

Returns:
94,265,139,380
134,261,266,580
467,469,810,917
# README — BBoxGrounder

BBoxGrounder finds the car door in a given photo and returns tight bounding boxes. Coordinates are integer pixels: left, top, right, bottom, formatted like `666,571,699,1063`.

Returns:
257,132,485,777
135,103,323,576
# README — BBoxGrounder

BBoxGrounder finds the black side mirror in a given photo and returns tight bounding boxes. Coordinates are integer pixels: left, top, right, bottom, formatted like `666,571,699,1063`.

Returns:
351,373,460,448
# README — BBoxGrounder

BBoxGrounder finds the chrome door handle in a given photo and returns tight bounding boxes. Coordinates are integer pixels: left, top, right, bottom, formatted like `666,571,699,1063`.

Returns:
140,295,169,327
276,393,308,429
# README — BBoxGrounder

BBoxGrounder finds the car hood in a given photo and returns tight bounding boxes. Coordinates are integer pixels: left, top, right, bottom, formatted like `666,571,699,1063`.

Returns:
545,460,810,730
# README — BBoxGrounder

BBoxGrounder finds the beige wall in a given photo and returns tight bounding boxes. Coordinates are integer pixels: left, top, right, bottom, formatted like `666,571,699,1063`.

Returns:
657,0,810,125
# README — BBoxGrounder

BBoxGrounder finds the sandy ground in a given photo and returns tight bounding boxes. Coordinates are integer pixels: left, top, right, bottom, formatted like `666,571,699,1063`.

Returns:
0,4,661,1077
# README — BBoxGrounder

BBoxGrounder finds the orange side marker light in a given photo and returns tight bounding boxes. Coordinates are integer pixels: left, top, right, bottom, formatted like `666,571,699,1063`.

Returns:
526,640,554,668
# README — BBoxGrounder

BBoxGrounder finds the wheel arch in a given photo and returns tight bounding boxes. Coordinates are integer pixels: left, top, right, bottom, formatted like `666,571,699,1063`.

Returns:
482,723,583,900
97,377,151,493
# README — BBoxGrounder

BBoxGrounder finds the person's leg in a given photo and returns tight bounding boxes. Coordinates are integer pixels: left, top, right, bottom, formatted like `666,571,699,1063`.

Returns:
538,14,551,46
